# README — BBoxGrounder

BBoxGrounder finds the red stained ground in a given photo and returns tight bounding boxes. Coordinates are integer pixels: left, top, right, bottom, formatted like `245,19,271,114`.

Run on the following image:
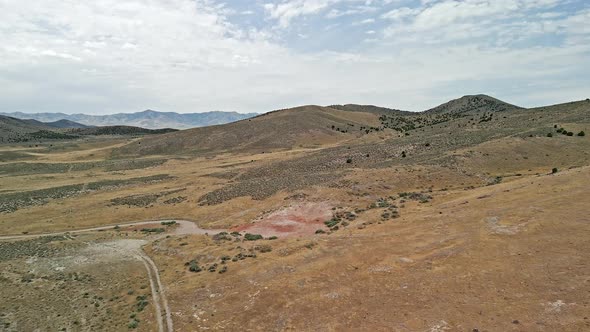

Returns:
232,202,332,237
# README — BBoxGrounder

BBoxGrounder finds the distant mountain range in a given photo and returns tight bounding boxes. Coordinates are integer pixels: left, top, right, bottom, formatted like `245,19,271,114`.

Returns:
0,110,259,129
0,114,178,143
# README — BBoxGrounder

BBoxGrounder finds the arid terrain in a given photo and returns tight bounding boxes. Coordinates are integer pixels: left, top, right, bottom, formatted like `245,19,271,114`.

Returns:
1,95,589,331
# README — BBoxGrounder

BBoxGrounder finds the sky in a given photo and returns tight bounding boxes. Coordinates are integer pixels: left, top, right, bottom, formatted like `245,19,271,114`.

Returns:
1,0,589,114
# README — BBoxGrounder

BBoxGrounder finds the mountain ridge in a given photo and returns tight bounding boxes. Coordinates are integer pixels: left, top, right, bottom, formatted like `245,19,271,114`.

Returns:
0,110,259,130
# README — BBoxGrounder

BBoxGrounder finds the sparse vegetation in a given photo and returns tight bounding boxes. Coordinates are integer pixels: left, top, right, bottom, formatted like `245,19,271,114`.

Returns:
212,232,233,241
254,244,272,253
0,174,174,213
140,228,165,234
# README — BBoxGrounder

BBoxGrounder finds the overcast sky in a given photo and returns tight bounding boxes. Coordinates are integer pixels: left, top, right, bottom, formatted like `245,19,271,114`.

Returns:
1,0,589,114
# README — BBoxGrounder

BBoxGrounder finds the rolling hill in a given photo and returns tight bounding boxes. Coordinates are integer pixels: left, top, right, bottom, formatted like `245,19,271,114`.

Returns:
0,115,78,143
114,94,548,157
114,105,384,156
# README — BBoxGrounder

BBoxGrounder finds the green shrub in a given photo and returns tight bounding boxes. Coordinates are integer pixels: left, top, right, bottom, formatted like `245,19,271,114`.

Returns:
267,236,278,240
128,319,139,329
135,295,148,312
552,167,558,174
315,229,326,234
547,133,553,137
140,228,165,233
244,233,263,241
188,260,202,272
567,131,574,136
324,219,339,228
578,131,585,136
161,221,176,226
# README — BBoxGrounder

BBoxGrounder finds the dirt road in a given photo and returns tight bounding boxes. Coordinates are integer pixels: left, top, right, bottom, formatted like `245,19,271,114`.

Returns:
0,219,226,240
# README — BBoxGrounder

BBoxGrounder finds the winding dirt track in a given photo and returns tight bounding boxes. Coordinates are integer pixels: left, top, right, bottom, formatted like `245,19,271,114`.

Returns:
0,219,225,240
0,219,227,332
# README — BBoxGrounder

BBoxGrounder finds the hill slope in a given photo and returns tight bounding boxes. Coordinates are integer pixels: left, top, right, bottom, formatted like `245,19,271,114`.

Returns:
115,105,383,156
115,95,590,159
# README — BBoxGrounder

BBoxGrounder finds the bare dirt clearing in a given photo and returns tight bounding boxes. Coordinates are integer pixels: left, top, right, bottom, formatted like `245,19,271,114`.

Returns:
232,202,333,237
0,234,158,331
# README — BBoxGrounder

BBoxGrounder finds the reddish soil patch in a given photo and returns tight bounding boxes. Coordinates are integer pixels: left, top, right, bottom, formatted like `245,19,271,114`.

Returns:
232,202,332,237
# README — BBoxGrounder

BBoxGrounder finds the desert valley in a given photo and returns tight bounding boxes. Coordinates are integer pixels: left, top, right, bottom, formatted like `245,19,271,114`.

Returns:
1,94,589,331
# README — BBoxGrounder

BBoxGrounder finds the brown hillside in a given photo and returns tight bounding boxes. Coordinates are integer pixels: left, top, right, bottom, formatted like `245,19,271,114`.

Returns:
115,105,383,156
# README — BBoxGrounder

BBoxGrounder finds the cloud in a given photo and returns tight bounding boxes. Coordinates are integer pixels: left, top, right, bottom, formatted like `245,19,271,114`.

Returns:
0,0,588,114
263,0,379,26
264,0,338,28
0,0,290,113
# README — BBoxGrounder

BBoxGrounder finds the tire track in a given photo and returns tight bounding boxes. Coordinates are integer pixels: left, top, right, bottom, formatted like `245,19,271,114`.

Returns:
137,250,174,332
